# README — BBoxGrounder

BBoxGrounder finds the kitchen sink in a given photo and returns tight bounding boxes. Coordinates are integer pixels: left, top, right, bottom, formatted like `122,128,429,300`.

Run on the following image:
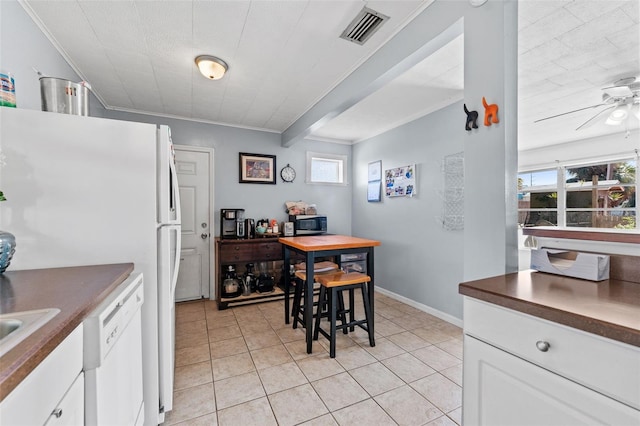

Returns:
0,308,61,357
0,319,23,339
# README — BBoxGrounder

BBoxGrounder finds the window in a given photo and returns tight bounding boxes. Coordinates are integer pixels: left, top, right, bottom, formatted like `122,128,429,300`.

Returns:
306,151,347,185
564,159,636,229
518,169,558,227
518,157,637,230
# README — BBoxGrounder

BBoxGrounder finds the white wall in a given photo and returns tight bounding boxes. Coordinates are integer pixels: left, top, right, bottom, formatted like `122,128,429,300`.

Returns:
104,110,354,236
353,102,465,319
463,0,519,284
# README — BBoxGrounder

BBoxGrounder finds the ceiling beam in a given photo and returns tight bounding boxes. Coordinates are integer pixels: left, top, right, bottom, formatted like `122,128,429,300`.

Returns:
281,2,465,147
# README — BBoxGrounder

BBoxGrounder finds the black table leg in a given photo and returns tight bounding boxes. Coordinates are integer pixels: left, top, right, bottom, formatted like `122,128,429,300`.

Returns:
305,251,315,353
367,247,375,337
283,246,291,324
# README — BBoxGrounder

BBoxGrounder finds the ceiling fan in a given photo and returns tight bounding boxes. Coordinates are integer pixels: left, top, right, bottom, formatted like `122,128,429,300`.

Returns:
534,76,640,131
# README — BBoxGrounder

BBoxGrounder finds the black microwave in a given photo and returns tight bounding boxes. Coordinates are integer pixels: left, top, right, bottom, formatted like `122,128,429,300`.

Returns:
288,214,327,235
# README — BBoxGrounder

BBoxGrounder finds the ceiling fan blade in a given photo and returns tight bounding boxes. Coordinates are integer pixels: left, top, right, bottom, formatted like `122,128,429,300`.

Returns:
602,85,633,97
533,103,606,123
575,105,616,130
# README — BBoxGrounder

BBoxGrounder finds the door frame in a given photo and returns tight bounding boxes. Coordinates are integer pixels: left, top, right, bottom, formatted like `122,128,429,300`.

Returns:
174,144,216,300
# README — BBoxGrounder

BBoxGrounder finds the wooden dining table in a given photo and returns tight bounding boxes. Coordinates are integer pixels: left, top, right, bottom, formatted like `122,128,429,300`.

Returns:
279,235,381,354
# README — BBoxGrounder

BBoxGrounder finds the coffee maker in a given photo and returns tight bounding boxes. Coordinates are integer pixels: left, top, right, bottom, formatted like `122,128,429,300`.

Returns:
220,209,245,239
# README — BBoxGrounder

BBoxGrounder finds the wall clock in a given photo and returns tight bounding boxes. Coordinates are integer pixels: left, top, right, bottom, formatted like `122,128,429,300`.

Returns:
280,164,296,183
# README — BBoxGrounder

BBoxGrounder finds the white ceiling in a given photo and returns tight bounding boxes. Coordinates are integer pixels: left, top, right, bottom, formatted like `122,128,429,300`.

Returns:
21,0,640,150
518,0,639,151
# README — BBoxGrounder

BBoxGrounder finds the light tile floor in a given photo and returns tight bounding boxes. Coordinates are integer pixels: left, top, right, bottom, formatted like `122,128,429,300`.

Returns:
164,292,463,426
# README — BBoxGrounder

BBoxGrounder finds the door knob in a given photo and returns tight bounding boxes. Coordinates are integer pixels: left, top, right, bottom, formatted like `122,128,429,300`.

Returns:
536,340,550,352
201,233,209,239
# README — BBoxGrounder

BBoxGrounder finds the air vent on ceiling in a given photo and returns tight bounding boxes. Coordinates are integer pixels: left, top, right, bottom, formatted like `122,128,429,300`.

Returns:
340,7,389,45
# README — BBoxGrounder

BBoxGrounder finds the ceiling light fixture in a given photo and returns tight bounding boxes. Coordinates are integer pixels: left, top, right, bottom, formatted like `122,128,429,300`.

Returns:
195,55,228,80
605,104,629,125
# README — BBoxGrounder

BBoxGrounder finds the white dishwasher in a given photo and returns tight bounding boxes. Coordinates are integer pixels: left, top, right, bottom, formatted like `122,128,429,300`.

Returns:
83,272,145,426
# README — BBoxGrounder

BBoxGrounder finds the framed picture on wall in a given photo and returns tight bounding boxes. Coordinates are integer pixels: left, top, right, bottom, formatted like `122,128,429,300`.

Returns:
367,160,382,202
367,181,381,202
385,164,416,197
368,160,382,181
239,152,276,184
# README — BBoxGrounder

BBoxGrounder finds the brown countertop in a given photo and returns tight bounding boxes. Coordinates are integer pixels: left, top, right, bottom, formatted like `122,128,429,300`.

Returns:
459,270,640,347
0,263,134,401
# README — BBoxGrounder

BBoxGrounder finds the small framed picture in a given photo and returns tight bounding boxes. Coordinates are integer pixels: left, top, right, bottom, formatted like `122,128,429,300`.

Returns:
367,160,382,202
368,160,382,182
239,152,276,184
367,181,381,202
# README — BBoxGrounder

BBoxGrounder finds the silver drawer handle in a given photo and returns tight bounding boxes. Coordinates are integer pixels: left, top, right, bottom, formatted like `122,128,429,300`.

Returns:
536,340,550,352
52,408,63,418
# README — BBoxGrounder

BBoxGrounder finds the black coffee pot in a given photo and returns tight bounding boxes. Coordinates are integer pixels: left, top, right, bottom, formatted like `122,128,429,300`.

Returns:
255,261,274,293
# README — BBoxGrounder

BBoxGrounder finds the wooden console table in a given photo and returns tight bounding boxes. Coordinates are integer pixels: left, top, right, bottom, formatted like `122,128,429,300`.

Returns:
215,237,285,309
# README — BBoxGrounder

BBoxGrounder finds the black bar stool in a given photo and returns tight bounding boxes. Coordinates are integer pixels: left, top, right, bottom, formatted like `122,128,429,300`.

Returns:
291,261,341,330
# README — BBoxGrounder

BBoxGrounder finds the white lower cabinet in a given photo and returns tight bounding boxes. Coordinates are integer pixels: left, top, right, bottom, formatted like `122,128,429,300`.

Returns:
0,325,84,426
464,336,638,425
462,298,640,426
44,372,84,426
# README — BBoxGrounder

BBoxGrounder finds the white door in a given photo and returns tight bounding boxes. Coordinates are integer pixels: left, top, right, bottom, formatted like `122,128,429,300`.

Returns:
174,146,214,301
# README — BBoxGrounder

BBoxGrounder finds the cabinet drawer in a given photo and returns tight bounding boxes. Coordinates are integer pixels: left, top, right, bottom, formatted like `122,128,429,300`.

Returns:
253,242,281,260
464,298,640,409
44,372,84,426
0,324,83,425
219,244,254,263
464,335,640,425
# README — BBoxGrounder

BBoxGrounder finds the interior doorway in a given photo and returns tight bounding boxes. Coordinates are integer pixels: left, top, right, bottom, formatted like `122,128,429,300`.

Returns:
174,145,215,301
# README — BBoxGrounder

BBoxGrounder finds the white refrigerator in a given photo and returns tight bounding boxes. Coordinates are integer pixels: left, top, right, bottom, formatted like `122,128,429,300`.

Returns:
0,107,181,425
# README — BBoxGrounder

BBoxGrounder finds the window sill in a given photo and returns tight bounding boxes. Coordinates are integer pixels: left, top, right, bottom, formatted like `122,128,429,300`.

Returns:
522,227,640,244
